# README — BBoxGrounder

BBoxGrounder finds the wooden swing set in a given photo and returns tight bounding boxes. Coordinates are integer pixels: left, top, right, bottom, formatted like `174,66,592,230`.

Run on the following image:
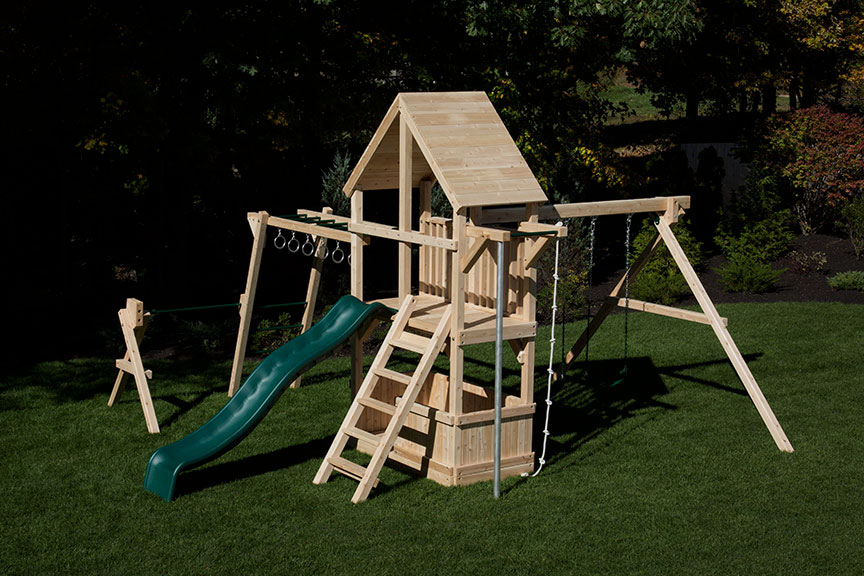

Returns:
116,91,792,503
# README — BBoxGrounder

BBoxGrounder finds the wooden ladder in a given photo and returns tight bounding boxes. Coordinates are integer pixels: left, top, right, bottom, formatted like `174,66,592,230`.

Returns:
313,295,452,503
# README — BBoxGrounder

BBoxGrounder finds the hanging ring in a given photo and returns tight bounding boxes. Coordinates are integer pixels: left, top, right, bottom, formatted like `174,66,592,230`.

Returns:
331,242,345,264
302,234,315,256
316,241,329,260
348,253,352,265
274,230,287,250
287,231,299,253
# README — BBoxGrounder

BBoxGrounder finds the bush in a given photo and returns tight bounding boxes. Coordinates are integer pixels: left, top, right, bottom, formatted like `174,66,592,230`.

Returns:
840,193,864,259
717,253,784,293
629,217,703,305
537,219,588,323
788,250,827,274
758,106,864,234
250,312,302,354
827,271,864,291
714,174,796,263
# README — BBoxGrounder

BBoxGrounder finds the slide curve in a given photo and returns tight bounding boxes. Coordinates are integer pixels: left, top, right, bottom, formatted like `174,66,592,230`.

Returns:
143,295,392,501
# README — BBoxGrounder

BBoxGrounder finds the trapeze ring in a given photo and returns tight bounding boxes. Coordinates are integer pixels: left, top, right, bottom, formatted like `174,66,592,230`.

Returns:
332,244,345,264
302,236,315,256
287,232,300,253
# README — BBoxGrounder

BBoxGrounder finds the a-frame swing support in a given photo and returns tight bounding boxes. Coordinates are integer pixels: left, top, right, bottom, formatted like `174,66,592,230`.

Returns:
557,198,794,453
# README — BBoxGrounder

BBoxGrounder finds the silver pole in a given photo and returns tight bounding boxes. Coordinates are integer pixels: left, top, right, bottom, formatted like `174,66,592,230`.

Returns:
494,240,505,498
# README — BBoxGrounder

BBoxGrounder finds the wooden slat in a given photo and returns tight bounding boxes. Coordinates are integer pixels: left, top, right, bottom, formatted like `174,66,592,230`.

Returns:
478,196,692,224
327,456,378,487
614,297,728,326
390,332,431,354
374,367,412,386
345,426,382,446
349,221,457,251
358,396,397,416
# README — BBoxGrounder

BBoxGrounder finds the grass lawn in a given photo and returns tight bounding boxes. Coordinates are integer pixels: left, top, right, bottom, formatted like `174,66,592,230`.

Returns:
2,302,863,575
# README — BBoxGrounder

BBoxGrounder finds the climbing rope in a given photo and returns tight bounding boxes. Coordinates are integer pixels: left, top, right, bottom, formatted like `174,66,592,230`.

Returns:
525,222,563,477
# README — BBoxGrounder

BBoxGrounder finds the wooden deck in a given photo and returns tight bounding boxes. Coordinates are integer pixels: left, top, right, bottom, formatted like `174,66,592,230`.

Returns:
373,294,535,345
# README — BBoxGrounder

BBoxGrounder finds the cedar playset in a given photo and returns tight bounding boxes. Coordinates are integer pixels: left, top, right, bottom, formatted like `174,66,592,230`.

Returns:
126,91,792,504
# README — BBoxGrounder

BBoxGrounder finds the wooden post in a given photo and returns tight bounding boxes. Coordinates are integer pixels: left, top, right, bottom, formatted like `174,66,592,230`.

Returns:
228,211,269,397
450,208,467,468
419,180,432,294
520,203,540,406
654,215,794,453
291,207,332,389
399,114,413,300
350,189,365,397
112,298,159,433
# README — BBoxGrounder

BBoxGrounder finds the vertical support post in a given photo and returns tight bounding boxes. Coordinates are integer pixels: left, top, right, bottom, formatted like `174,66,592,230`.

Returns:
290,207,332,389
494,240,505,499
450,208,467,472
419,179,432,295
229,211,269,397
520,203,540,406
350,190,365,396
398,114,413,300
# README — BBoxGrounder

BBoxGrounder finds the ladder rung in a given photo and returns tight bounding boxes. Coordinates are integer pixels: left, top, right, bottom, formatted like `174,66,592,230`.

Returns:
390,332,431,354
345,426,382,446
327,456,380,487
358,396,396,415
373,367,412,385
327,456,366,482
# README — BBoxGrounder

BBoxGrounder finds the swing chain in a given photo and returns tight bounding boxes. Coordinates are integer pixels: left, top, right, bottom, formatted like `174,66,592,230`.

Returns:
623,213,633,364
584,216,597,363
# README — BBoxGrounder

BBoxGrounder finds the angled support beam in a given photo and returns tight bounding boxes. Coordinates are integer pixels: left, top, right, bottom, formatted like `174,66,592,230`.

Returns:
654,216,794,453
229,212,269,397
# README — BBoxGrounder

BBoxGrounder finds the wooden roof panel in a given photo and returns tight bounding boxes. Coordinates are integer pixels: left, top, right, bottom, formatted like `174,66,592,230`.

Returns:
344,92,547,209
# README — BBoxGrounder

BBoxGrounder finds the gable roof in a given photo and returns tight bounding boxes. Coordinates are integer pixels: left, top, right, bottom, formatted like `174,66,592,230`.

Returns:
342,91,548,211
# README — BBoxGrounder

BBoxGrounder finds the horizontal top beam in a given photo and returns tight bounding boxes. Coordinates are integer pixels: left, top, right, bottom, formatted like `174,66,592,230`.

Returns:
477,196,691,224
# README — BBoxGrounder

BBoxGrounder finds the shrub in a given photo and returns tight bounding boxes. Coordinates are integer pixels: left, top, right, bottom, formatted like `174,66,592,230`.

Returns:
714,173,796,263
788,250,828,274
840,193,864,259
250,312,302,354
827,271,864,291
717,253,784,293
537,219,588,322
760,106,864,234
629,217,703,305
320,150,353,217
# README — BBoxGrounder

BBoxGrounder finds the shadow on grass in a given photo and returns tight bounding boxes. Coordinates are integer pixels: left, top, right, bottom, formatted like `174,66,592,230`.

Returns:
506,352,763,491
175,436,335,499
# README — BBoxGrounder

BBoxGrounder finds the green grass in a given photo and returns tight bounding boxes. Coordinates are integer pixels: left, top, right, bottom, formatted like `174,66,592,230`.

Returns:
2,302,864,575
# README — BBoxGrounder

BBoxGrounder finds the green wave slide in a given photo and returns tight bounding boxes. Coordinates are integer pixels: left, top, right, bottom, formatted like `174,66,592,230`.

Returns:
143,295,393,502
